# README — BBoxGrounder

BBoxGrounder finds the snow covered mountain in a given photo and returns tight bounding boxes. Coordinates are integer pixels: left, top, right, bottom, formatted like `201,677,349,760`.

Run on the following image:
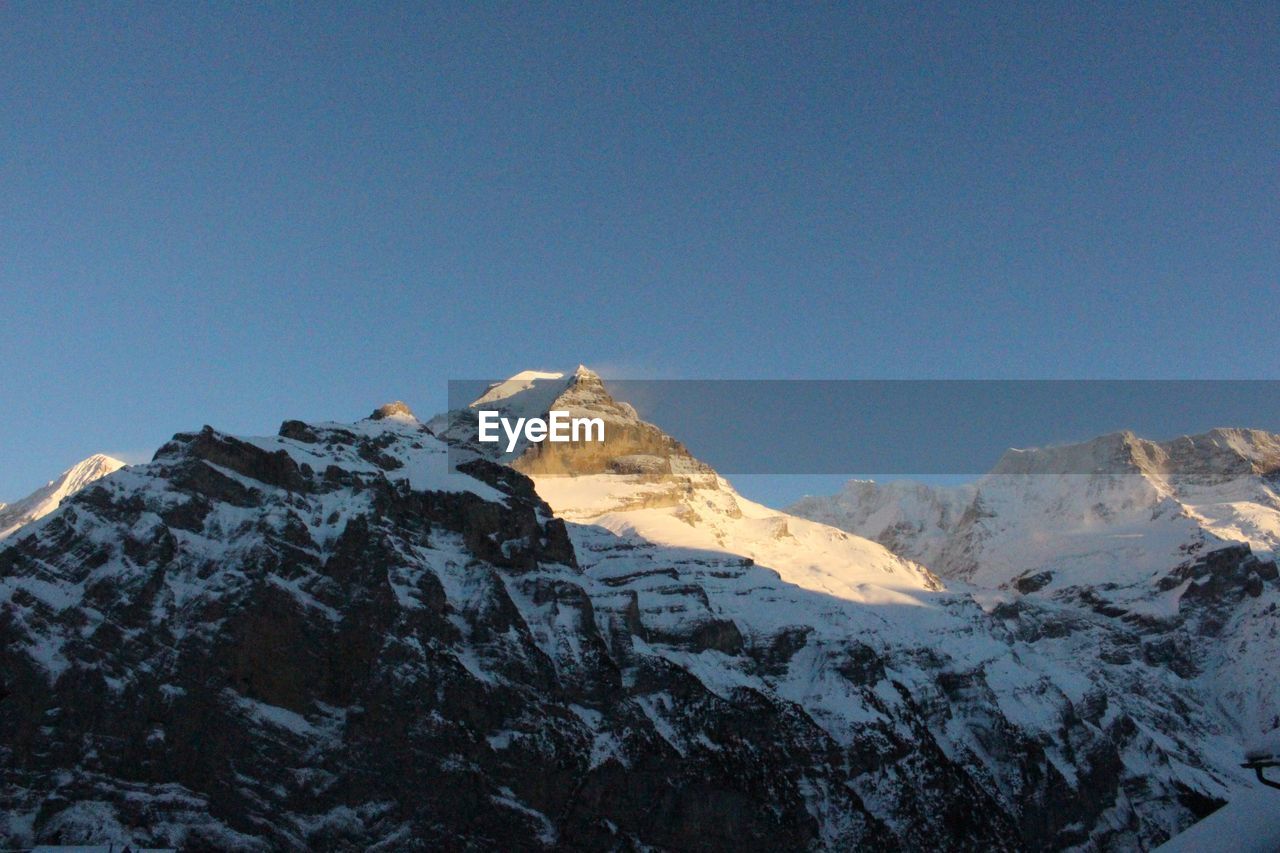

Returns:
789,428,1280,744
449,369,1274,845
0,453,125,540
0,378,1273,849
453,366,943,602
788,428,1280,593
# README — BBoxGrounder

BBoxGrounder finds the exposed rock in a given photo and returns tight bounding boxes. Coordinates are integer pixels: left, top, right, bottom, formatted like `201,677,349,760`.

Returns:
368,400,417,421
1013,570,1054,594
161,426,311,493
1162,544,1279,602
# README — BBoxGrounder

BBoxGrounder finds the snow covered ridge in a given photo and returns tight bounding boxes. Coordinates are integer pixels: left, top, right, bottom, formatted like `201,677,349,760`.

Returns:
786,427,1280,593
467,369,1280,845
0,453,125,540
0,380,1275,849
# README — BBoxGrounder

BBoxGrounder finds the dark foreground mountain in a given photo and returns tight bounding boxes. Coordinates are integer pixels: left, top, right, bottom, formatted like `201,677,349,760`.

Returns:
0,382,1270,849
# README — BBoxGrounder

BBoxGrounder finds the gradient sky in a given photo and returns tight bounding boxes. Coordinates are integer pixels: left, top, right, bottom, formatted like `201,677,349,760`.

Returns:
2,2,1277,503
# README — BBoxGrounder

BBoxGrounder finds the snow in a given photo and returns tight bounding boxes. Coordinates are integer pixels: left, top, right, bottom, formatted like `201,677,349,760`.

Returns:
631,694,685,756
1153,788,1280,852
1244,729,1280,763
240,419,506,503
5,374,1276,848
267,575,343,622
534,471,941,605
0,453,125,539
471,371,572,421
487,730,519,750
789,428,1280,592
242,701,316,736
563,517,1087,760
489,787,558,846
224,691,348,746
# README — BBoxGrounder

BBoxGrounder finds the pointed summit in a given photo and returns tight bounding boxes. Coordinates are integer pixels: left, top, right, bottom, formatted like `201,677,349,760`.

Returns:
0,453,126,539
460,366,695,476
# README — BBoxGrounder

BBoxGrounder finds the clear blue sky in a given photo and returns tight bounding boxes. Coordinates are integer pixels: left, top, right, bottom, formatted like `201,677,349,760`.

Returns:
2,2,1277,502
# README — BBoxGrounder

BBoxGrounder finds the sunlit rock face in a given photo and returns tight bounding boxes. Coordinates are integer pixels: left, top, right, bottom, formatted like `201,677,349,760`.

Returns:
516,368,688,476
457,365,710,479
367,400,418,421
454,368,942,599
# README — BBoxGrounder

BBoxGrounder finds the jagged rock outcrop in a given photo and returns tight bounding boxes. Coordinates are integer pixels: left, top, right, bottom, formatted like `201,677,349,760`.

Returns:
369,400,417,421
1159,543,1279,602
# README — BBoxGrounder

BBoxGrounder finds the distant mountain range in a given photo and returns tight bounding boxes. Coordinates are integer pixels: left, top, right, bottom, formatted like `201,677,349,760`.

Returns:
789,428,1280,589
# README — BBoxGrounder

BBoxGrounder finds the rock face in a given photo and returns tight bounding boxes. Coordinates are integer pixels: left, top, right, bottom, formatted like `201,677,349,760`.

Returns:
0,385,1265,850
510,368,699,478
368,400,417,421
0,453,126,540
441,366,707,479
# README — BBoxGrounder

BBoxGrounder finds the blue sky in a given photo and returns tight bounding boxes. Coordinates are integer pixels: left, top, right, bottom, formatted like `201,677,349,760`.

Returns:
2,2,1277,503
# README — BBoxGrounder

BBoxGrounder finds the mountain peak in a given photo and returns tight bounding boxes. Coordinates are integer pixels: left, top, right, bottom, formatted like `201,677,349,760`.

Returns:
467,367,694,476
0,453,125,539
58,453,126,488
990,430,1155,477
368,401,418,422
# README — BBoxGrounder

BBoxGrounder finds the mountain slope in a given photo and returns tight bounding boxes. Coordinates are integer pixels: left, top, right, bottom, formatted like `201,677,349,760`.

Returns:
454,367,943,602
788,429,1280,593
0,454,125,540
789,428,1280,738
0,385,1268,849
5,409,880,848
447,369,1273,846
